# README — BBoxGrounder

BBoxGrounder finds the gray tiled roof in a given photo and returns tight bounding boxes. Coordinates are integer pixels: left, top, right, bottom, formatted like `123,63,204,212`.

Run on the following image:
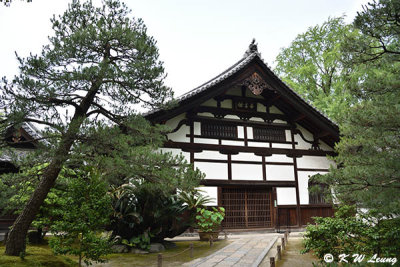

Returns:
147,41,337,128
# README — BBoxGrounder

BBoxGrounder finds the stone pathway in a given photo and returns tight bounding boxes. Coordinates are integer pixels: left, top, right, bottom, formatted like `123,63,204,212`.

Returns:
184,234,279,267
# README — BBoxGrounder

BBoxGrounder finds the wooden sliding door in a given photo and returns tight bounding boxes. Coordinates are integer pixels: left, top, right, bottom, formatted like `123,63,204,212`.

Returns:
221,188,272,229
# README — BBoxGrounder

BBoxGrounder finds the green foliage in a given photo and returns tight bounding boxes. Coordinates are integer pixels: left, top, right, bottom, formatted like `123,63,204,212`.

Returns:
109,183,194,244
4,165,73,235
274,17,361,121
346,0,400,64
195,207,225,232
49,168,112,267
178,189,213,211
302,206,400,263
313,0,400,216
121,231,153,250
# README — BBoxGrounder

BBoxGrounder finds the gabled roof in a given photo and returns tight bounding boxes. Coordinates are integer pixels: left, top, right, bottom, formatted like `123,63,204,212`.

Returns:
146,40,340,147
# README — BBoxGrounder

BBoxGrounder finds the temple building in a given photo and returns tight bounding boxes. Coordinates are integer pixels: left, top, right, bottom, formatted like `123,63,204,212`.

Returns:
146,41,338,229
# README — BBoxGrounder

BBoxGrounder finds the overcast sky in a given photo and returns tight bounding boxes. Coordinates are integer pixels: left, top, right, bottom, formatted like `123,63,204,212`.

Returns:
0,0,369,97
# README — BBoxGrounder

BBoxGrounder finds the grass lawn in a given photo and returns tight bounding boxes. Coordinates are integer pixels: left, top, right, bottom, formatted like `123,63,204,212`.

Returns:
0,239,230,267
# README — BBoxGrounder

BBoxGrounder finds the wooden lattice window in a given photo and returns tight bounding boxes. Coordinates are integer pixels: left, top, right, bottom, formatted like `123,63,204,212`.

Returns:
253,127,286,142
309,182,328,204
201,123,237,138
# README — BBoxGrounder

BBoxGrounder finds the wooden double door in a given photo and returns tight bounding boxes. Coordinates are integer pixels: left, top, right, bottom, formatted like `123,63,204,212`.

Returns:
221,187,273,229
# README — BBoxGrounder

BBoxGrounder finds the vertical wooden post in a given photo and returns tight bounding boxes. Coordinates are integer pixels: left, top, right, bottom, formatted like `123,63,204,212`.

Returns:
281,237,285,250
277,245,281,260
285,230,289,244
158,253,162,267
190,243,193,258
290,128,302,227
270,257,275,267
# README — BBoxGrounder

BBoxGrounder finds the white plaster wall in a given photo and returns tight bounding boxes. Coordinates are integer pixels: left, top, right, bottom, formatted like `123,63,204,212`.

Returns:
264,154,293,163
194,122,201,135
276,187,297,205
271,143,292,149
298,171,329,205
201,99,218,107
238,126,244,138
248,141,269,148
257,103,266,112
297,156,334,169
231,152,262,161
319,140,334,151
249,117,264,122
194,162,227,179
293,125,313,150
232,164,263,180
224,114,239,120
167,125,189,142
197,112,214,117
266,165,295,180
221,99,232,109
195,150,227,160
247,127,254,139
221,140,243,146
285,130,292,142
158,148,190,162
270,105,284,114
165,114,190,142
194,138,219,144
197,186,218,206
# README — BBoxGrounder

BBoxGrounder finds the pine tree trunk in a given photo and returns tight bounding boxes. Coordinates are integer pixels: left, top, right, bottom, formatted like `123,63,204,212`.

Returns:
5,81,102,256
5,139,74,255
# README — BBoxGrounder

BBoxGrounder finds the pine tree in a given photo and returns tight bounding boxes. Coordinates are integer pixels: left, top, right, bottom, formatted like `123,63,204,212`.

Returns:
0,0,173,255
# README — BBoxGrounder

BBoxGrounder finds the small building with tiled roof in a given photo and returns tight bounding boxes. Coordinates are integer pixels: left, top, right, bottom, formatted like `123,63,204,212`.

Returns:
148,40,338,229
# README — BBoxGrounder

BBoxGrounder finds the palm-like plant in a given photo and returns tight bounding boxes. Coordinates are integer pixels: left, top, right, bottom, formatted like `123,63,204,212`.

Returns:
178,189,214,210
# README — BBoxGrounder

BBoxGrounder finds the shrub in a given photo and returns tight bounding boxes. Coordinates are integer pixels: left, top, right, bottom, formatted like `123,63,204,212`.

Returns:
49,168,112,267
302,205,400,263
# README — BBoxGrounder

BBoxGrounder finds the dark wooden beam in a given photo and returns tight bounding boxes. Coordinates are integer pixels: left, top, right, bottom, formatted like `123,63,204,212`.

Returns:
315,131,331,139
188,134,296,145
164,141,336,157
291,128,302,227
193,115,292,129
200,179,296,187
293,114,306,122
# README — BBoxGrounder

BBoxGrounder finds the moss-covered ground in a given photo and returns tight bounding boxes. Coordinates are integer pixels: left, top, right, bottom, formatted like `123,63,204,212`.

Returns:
0,243,76,267
94,240,230,267
0,239,230,267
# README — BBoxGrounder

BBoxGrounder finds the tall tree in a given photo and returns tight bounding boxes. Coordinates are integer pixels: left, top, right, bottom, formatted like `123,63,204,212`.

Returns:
274,17,361,121
0,0,173,255
314,0,400,216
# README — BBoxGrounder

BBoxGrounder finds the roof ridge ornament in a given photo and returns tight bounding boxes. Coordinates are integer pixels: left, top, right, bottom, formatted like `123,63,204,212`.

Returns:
244,38,258,57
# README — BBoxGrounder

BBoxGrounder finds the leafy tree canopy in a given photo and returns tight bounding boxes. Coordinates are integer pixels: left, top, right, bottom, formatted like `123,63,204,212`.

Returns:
314,0,400,216
274,17,362,121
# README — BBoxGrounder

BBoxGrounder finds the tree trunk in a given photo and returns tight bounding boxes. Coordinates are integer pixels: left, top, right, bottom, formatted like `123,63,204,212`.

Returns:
5,79,102,256
5,138,75,255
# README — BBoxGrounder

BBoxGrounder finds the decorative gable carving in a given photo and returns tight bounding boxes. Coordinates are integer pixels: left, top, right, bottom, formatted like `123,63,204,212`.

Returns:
243,72,271,95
